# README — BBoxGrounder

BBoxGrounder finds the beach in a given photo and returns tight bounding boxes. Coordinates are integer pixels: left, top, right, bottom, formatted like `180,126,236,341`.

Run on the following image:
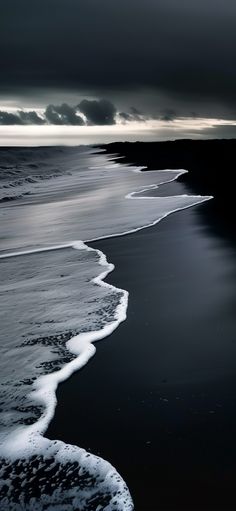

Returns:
1,141,236,509
48,186,236,510
2,0,236,507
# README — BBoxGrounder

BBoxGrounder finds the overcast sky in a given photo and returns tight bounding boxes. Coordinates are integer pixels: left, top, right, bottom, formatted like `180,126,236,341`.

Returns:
1,0,236,139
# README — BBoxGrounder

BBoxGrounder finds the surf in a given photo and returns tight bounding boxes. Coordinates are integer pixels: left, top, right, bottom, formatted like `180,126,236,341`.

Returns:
0,147,212,509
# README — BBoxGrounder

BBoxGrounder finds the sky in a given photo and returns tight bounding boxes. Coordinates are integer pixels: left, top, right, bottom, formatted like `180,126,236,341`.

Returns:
1,0,236,143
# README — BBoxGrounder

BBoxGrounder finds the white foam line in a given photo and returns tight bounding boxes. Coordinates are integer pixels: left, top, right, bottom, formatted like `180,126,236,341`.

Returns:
0,166,213,510
2,240,128,455
85,169,213,242
0,243,73,259
1,168,213,451
130,169,188,177
125,169,187,198
85,196,213,245
129,165,147,173
0,238,132,507
0,169,213,260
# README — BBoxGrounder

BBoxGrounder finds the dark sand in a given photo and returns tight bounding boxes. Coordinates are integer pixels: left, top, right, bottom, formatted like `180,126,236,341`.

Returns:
47,211,236,509
48,141,236,510
101,139,236,246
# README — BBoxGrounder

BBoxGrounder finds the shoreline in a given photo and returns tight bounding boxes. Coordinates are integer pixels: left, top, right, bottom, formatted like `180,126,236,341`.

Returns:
1,168,209,455
2,141,236,509
1,157,209,510
47,195,236,510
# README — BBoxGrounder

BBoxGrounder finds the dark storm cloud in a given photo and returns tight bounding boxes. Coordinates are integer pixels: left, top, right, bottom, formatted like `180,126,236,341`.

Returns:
44,106,62,125
18,111,45,125
119,112,132,122
78,99,116,125
1,0,236,117
45,104,84,125
0,111,23,125
119,107,145,122
0,101,117,125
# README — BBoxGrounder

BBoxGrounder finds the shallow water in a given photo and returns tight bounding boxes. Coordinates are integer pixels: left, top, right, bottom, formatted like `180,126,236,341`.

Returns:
0,146,210,509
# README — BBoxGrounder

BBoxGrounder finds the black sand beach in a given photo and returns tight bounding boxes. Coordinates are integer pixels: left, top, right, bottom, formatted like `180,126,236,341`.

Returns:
1,140,236,509
101,140,236,245
47,142,236,511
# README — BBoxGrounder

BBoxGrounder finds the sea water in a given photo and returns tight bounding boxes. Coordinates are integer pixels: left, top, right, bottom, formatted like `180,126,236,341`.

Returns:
0,146,211,509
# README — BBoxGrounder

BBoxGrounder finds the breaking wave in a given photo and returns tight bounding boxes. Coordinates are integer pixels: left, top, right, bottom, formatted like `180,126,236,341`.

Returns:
0,146,96,202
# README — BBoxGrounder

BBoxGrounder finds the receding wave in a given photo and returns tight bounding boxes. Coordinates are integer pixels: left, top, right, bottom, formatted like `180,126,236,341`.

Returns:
0,243,131,510
0,146,213,509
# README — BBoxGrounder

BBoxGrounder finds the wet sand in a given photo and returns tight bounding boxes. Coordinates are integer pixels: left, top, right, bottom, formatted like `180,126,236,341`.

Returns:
48,189,236,510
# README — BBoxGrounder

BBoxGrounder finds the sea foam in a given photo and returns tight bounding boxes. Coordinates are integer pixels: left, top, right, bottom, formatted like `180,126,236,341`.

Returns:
0,242,131,510
0,147,212,509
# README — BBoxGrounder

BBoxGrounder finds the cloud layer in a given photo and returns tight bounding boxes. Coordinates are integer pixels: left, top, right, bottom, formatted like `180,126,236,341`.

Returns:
1,1,236,118
0,100,119,126
0,100,179,126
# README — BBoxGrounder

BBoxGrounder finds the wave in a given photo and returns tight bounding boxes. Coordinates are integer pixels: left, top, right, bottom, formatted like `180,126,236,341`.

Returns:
0,146,96,202
0,150,213,510
0,242,131,510
0,173,67,202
